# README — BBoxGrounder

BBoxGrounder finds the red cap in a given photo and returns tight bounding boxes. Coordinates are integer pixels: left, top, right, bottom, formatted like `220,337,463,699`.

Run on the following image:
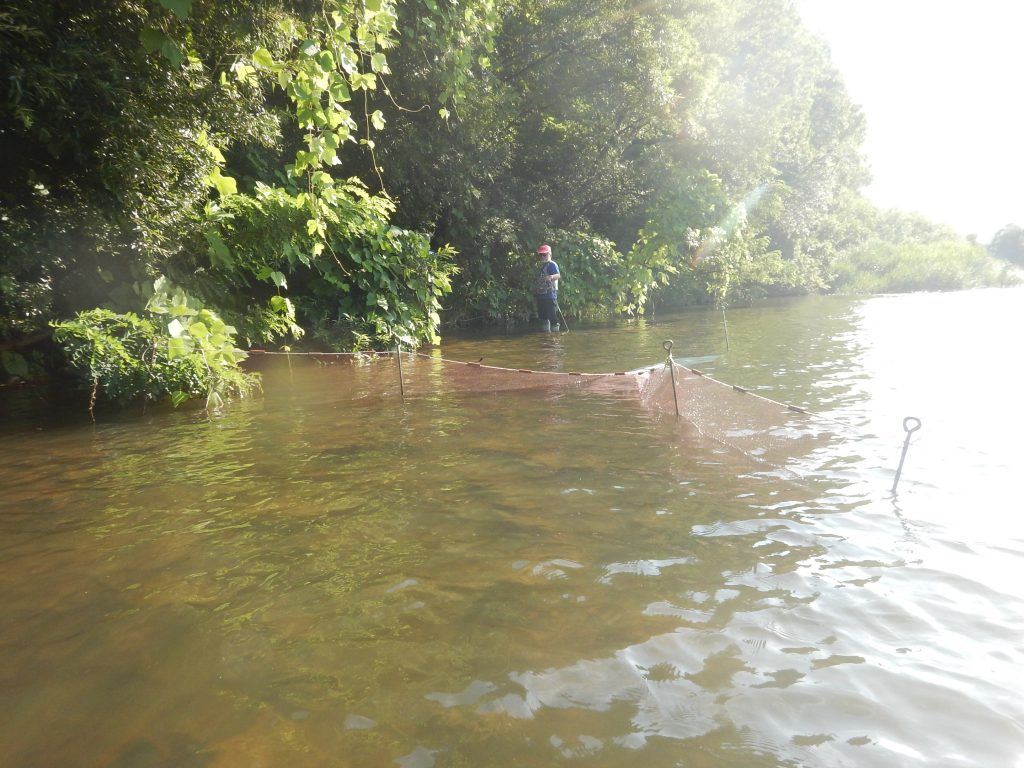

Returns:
536,244,551,255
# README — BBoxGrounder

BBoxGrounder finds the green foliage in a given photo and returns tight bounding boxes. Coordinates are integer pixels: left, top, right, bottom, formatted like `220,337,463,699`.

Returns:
830,239,1019,294
444,218,528,324
829,209,1018,294
871,209,961,244
188,179,456,349
8,0,1006,384
628,171,803,309
546,233,638,318
1,350,30,381
0,1,283,334
190,0,459,350
52,291,259,410
373,0,877,322
449,229,648,325
989,224,1024,267
487,231,643,322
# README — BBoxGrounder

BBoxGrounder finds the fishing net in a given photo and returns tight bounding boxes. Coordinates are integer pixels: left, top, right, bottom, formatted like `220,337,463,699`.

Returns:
647,364,834,471
410,353,832,470
247,350,836,474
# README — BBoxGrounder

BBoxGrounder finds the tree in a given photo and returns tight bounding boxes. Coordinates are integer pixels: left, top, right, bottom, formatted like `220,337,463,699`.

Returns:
989,224,1024,267
1,1,489,361
0,1,283,342
1,0,498,392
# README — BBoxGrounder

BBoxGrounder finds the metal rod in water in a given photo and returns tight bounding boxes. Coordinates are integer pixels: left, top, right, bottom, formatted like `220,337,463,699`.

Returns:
892,416,922,493
396,344,405,400
721,307,731,351
556,305,570,334
663,340,680,417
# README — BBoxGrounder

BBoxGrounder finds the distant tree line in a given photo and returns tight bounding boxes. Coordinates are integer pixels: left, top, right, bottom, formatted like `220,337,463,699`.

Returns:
0,0,1017,402
989,224,1024,267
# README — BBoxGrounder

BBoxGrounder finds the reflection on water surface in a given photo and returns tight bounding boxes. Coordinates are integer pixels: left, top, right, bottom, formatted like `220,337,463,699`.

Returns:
2,289,1023,767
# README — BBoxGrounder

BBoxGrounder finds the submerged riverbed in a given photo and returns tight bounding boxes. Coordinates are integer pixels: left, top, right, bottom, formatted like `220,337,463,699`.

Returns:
2,287,1023,767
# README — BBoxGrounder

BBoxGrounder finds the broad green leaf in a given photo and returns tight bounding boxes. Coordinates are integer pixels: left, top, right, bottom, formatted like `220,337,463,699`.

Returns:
204,231,233,267
140,27,165,54
317,51,335,70
167,337,188,359
270,271,287,289
0,351,28,378
330,81,351,102
253,47,274,68
210,168,237,197
188,321,209,338
233,63,255,83
161,39,184,69
351,72,376,91
158,0,192,21
167,318,186,338
337,48,358,74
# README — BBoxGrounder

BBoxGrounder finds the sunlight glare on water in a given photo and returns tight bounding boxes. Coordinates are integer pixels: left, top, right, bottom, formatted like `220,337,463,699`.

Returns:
1,287,1023,767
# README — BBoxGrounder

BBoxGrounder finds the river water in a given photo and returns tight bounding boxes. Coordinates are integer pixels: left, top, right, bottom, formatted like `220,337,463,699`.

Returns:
1,287,1022,767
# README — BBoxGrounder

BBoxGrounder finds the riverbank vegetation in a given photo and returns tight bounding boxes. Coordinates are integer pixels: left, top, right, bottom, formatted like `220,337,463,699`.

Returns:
1,0,1019,403
830,211,1020,294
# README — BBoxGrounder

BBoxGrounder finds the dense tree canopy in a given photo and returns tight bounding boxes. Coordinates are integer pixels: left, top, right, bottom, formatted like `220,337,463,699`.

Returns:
989,224,1024,267
1,0,1015,398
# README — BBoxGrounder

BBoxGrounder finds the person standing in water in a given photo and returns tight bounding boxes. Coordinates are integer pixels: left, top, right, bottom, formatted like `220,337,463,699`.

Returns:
533,243,560,332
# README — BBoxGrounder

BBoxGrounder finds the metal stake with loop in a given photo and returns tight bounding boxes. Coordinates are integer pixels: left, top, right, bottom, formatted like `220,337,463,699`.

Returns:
395,343,406,401
663,340,680,417
891,416,922,493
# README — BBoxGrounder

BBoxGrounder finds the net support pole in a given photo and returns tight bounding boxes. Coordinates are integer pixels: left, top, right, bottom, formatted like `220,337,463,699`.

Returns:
721,306,731,351
663,340,680,418
396,344,406,401
891,416,921,493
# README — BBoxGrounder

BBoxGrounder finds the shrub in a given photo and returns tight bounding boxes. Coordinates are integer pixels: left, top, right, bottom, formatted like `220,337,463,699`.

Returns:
53,288,259,412
830,239,1020,294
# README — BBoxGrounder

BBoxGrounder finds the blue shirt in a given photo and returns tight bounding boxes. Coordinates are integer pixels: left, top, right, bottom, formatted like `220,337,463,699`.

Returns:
534,260,560,299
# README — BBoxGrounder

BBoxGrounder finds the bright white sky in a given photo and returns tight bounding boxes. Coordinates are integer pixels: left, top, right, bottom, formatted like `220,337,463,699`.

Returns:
793,0,1023,242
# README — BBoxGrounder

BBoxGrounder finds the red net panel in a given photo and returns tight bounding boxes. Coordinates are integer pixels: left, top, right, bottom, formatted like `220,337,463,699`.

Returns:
247,351,837,473
406,354,834,471
647,365,834,469
406,353,658,397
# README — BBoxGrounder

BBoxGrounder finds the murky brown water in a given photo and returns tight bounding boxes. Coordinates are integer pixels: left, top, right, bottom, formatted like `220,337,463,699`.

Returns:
2,288,1023,767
